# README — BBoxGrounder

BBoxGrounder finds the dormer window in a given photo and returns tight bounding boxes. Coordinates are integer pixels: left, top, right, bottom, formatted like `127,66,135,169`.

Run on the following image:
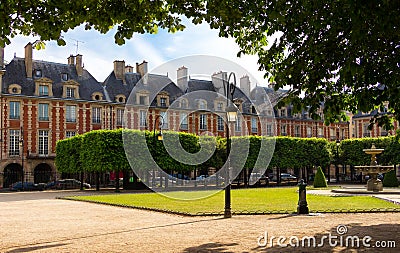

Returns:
35,69,42,78
157,92,169,108
92,92,103,101
61,73,69,81
199,100,207,110
8,84,22,94
39,85,49,96
216,102,224,111
66,87,75,98
115,94,126,103
160,97,167,107
62,80,80,99
180,99,188,109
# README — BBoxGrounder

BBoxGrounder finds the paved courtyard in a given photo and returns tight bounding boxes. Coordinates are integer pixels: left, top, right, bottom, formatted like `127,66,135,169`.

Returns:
0,190,399,252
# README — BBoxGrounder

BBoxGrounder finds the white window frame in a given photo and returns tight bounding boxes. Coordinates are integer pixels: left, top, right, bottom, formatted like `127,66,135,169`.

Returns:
180,112,188,130
66,105,76,122
140,110,147,127
9,129,20,156
66,87,75,98
160,112,168,129
9,101,20,119
38,85,49,96
38,130,49,155
38,103,49,121
281,124,287,136
199,114,207,130
116,109,124,125
235,116,241,132
66,131,76,138
251,117,257,133
217,116,224,131
92,107,102,124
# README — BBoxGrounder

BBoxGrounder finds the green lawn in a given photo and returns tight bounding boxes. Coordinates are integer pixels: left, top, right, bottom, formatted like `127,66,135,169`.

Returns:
65,187,400,215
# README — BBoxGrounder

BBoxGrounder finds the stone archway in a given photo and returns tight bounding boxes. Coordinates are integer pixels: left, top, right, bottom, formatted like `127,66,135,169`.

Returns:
34,163,53,183
3,163,23,188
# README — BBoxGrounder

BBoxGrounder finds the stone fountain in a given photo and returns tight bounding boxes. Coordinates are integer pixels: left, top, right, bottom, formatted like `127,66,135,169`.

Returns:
354,144,393,192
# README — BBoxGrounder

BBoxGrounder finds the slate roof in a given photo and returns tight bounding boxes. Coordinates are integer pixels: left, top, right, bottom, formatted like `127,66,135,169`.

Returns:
2,57,103,101
103,71,184,105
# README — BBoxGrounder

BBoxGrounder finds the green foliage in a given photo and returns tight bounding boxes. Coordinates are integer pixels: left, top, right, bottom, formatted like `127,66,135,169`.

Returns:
80,129,130,173
383,169,399,187
55,134,83,173
339,136,398,166
269,137,330,169
0,1,189,47
68,187,400,214
56,130,334,175
313,166,328,188
203,1,400,129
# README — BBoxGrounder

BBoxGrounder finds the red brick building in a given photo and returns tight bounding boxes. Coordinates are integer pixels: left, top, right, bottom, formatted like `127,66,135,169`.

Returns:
0,44,349,188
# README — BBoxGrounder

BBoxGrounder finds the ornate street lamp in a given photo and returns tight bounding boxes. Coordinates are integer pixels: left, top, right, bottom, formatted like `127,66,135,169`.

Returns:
19,127,24,191
152,114,164,187
224,72,238,218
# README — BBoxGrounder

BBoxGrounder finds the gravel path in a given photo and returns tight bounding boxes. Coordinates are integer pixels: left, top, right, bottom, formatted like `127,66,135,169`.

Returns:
0,191,399,252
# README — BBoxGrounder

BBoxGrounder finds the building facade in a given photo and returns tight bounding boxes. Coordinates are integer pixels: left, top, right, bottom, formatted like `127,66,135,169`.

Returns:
0,44,349,188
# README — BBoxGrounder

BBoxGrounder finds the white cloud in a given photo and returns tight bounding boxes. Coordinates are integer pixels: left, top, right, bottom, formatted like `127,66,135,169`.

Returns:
4,22,269,86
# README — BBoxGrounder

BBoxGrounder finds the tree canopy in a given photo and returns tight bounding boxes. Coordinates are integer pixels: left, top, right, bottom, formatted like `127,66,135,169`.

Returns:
1,1,399,128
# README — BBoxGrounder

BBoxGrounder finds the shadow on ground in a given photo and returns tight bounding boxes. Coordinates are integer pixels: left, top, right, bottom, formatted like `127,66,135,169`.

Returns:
182,242,239,253
251,223,399,252
6,243,69,253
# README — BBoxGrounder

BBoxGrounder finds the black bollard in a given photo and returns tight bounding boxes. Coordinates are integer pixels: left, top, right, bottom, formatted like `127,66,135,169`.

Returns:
297,179,309,214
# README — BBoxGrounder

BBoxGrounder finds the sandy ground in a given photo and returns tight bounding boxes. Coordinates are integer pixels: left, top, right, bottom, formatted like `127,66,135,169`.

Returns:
0,191,399,253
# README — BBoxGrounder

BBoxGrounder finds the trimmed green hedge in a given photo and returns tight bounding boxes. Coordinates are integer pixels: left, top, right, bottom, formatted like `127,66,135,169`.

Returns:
56,130,399,178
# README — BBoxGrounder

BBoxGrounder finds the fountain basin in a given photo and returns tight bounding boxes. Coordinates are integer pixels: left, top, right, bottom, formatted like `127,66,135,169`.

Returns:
354,165,393,174
354,165,393,192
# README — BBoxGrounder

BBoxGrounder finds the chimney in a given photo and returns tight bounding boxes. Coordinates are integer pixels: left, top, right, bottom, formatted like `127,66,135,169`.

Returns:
75,54,83,76
211,71,227,95
67,55,75,65
0,46,4,69
137,60,148,77
24,43,33,78
114,60,125,82
125,65,134,73
177,66,188,92
240,75,251,98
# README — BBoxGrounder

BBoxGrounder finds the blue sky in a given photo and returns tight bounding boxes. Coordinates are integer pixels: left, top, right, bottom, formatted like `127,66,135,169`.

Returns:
4,19,267,87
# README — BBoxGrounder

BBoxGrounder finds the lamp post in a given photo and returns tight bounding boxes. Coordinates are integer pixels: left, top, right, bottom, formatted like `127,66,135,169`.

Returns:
335,139,340,183
153,114,164,187
224,72,238,219
19,127,24,191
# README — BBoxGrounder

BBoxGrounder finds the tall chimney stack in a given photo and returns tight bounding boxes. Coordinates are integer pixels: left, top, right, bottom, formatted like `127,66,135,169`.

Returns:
211,71,227,95
75,54,83,76
114,60,126,83
25,43,33,78
137,60,148,77
68,55,75,65
177,66,188,92
240,75,251,98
